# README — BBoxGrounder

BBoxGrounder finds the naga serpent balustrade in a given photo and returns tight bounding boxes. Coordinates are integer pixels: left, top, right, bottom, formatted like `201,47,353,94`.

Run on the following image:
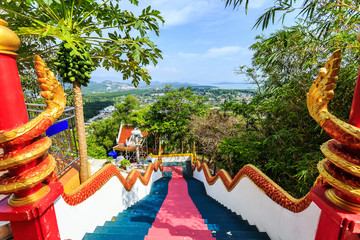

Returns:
0,55,66,206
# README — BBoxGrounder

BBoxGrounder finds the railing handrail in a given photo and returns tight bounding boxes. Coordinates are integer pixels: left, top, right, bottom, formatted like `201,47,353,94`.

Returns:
26,103,75,111
56,156,80,176
25,102,79,176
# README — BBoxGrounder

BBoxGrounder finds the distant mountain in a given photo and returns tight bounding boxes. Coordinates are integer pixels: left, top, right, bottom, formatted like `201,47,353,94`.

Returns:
137,80,208,88
82,81,130,93
213,81,249,85
83,80,214,93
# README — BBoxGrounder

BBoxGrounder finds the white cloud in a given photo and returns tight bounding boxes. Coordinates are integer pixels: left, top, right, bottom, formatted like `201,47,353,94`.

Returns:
248,0,266,8
205,46,244,57
146,65,179,73
91,67,118,78
162,67,179,72
121,0,267,28
179,52,200,58
141,0,219,27
146,65,159,71
179,46,247,59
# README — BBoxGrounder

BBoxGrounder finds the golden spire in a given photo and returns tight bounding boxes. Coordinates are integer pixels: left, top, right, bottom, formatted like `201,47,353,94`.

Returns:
0,19,20,55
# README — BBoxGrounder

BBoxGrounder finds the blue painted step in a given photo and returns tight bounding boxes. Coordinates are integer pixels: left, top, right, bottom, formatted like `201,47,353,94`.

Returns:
212,230,270,239
103,221,153,228
83,177,170,240
83,233,146,240
186,177,270,240
94,225,150,235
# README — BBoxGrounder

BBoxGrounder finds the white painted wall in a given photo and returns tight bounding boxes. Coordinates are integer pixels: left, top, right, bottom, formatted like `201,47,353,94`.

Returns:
194,168,321,240
55,170,162,240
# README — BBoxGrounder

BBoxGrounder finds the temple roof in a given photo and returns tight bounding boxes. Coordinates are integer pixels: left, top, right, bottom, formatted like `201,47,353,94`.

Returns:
115,123,148,147
117,125,133,145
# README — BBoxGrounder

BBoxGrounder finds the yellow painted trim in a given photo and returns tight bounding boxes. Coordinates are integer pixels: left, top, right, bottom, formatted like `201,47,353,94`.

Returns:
8,185,50,207
318,159,360,198
326,188,360,213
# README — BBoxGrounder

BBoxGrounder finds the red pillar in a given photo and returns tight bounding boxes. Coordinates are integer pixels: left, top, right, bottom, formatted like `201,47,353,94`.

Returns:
349,68,360,128
0,53,28,130
0,20,62,240
311,187,360,240
0,182,63,240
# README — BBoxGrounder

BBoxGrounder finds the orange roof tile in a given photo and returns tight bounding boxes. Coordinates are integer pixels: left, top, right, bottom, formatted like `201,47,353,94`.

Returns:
118,125,148,144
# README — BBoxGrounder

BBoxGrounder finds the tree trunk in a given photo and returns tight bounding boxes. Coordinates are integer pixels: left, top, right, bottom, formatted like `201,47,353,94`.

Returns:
227,153,234,177
211,155,217,173
180,138,183,154
73,81,90,183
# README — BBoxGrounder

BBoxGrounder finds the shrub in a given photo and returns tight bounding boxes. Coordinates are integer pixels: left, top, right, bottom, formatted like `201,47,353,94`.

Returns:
120,159,131,169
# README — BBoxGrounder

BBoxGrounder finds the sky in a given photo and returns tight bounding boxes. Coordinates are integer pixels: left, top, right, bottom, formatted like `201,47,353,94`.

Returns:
90,0,289,88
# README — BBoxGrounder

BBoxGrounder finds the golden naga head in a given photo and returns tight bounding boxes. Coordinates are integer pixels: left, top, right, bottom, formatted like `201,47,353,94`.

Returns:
307,50,360,151
307,41,360,212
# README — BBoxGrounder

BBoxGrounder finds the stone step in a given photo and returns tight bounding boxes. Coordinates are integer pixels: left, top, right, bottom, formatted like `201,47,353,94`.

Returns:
211,230,270,239
111,215,155,224
83,233,146,240
94,226,149,235
104,220,152,228
207,222,258,231
147,227,213,238
145,236,194,240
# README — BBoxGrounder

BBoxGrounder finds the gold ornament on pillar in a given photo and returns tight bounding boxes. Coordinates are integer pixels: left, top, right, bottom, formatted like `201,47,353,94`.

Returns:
0,19,20,55
307,48,360,213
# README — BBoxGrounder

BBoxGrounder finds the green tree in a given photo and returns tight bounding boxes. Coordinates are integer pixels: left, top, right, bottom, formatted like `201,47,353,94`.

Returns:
88,117,119,154
145,87,209,153
113,95,146,126
190,110,240,175
113,95,140,122
86,137,108,159
1,0,163,182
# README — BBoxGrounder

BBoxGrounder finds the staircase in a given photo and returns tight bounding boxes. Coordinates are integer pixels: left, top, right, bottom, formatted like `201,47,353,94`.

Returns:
83,168,269,240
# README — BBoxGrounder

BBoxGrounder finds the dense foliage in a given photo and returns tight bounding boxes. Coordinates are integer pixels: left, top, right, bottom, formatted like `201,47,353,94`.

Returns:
1,0,164,87
218,1,360,197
